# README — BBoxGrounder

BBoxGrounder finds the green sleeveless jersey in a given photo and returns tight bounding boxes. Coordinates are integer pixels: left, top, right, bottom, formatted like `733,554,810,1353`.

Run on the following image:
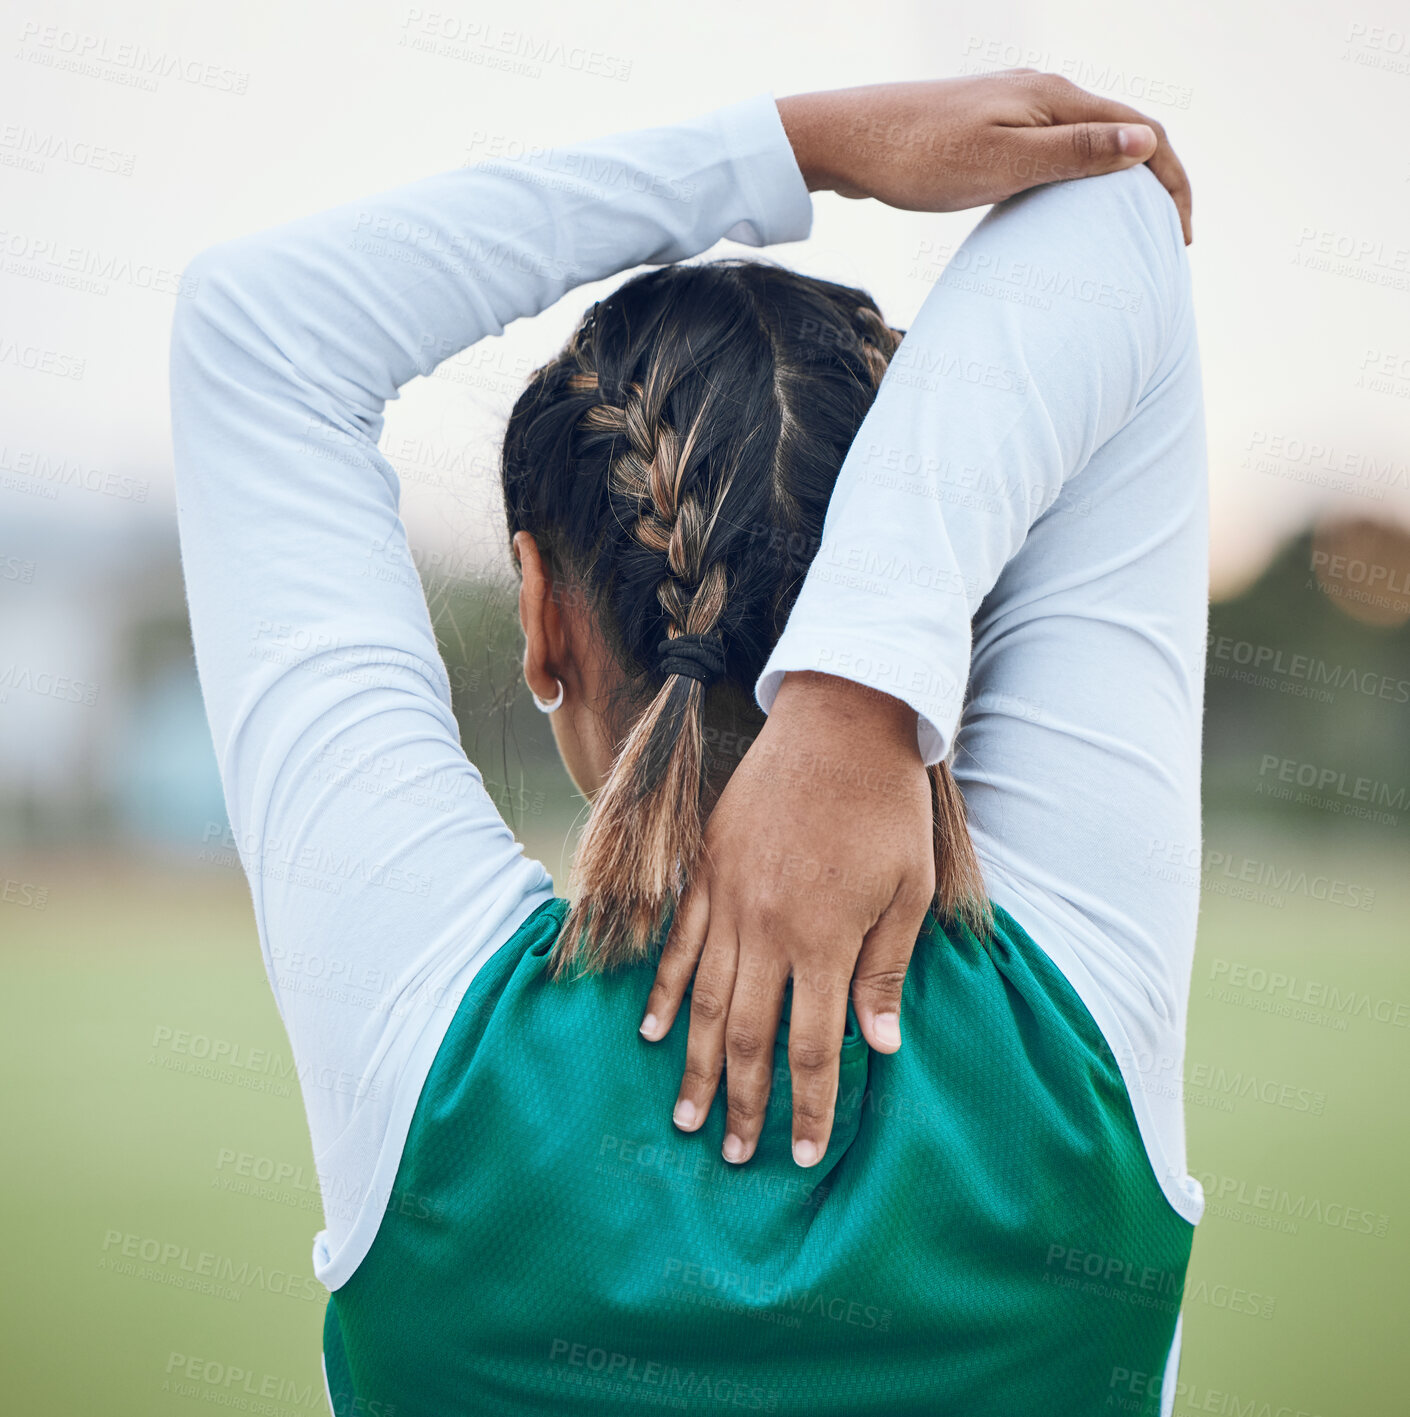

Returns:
323,898,1192,1415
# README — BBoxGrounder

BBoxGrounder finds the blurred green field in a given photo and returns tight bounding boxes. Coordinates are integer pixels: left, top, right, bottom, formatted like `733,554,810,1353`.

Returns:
3,823,1405,1416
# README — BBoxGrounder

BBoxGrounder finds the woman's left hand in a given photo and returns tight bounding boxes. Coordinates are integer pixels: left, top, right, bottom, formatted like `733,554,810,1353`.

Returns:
639,672,936,1168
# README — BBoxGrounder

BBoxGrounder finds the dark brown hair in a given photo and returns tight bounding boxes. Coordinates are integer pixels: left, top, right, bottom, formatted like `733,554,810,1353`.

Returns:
501,260,987,975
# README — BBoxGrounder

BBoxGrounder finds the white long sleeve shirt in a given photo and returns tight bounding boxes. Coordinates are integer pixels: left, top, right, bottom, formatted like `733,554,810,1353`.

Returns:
169,94,1207,1315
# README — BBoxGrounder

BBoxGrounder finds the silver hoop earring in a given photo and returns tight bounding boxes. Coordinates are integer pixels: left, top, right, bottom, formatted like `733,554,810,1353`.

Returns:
531,679,564,714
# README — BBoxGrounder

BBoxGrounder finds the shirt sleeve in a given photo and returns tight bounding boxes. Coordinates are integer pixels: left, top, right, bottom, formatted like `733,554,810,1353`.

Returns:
169,93,812,1289
755,163,1190,766
756,166,1208,1227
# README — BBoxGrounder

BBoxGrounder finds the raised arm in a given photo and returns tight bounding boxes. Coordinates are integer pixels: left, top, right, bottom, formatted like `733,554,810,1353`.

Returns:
648,142,1199,1175
757,162,1190,754
170,94,814,1287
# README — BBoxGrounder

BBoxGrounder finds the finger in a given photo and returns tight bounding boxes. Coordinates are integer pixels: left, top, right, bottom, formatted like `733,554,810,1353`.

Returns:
1020,78,1193,242
1140,126,1194,244
850,892,926,1054
672,921,737,1134
1038,119,1158,177
1011,121,1191,244
1094,109,1193,246
787,962,849,1168
640,881,711,1042
721,945,788,1164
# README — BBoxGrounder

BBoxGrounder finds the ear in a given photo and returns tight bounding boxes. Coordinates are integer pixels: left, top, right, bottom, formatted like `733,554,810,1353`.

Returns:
513,532,567,702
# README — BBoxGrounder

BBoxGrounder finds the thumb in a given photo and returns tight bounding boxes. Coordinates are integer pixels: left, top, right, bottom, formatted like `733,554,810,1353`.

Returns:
1023,121,1157,184
851,896,925,1054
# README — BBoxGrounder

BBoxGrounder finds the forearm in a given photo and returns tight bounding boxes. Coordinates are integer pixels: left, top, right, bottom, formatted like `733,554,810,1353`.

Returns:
758,162,1191,763
171,94,813,761
180,99,810,434
165,96,816,1253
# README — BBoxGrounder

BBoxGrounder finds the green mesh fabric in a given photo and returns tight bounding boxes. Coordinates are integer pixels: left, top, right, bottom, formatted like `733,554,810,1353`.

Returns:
323,900,1192,1416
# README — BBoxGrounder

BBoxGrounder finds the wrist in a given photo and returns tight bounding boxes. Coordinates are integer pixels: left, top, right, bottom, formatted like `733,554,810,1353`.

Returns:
776,93,848,195
770,671,921,758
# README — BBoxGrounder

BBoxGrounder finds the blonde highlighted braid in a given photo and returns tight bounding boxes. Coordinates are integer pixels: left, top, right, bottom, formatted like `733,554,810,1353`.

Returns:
558,357,738,973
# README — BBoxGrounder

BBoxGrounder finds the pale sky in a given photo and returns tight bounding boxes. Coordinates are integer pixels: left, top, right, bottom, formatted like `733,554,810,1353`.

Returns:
5,0,1409,595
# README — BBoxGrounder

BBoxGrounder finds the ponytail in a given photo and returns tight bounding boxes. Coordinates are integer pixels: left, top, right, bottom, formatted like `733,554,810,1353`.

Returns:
556,670,708,977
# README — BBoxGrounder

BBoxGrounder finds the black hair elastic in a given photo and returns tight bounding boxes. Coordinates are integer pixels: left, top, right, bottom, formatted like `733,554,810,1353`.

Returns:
655,634,726,687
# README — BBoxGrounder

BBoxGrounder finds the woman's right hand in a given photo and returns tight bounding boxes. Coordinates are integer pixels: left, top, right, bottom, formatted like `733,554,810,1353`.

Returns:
777,72,1193,242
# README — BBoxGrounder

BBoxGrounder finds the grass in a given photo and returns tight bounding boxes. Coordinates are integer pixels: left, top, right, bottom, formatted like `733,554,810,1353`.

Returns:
2,822,1404,1415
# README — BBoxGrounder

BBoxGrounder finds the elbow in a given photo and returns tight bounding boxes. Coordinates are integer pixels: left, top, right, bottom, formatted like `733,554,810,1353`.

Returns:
169,234,296,487
1014,163,1190,332
170,230,299,408
171,237,263,359
1104,162,1185,261
171,242,237,379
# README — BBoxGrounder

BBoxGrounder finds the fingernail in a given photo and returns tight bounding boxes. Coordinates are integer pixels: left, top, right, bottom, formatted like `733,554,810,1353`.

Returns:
723,1133,746,1164
873,1012,901,1048
1117,125,1152,156
673,1099,697,1130
793,1138,818,1168
640,1013,659,1040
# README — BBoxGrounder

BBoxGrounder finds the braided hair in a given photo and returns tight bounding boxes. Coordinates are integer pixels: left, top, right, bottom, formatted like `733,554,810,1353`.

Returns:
501,259,987,975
